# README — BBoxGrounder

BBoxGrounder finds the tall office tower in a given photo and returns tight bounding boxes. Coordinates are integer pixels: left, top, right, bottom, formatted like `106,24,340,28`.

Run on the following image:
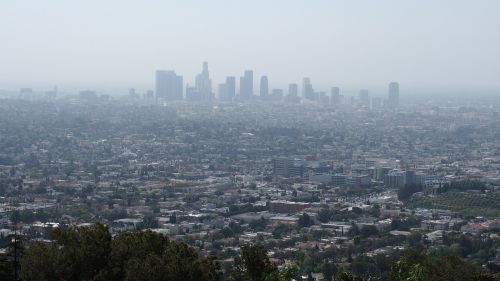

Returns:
239,70,253,100
155,70,183,101
302,77,314,100
319,92,329,105
285,83,299,103
359,89,370,107
226,76,236,101
195,62,213,102
388,82,399,108
331,87,341,106
217,83,228,101
273,158,304,178
185,84,199,101
260,75,269,100
288,83,298,97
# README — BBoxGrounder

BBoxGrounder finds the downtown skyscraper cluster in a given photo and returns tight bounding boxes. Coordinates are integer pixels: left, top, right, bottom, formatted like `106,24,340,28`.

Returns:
155,62,399,108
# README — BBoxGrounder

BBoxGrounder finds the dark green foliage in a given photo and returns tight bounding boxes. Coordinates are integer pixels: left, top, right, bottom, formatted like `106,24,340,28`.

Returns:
229,244,275,281
320,260,337,281
12,224,499,281
272,223,290,239
398,183,423,201
249,217,267,231
298,213,312,228
19,223,219,281
407,191,500,217
442,180,486,192
390,216,420,231
317,208,331,223
360,225,379,238
338,271,365,281
227,204,267,216
385,250,498,281
339,250,498,281
0,254,14,281
10,210,50,224
229,244,297,281
139,213,159,229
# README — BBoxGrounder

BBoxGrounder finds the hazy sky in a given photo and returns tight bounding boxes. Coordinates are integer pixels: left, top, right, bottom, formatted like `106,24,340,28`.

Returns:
1,0,499,94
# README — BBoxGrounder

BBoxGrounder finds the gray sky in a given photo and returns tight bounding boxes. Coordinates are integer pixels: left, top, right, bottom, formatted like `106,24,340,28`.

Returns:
1,0,499,95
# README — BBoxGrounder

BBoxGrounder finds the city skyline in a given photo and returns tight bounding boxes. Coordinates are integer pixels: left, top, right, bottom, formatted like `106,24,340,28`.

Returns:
154,62,403,107
1,1,499,95
2,1,500,280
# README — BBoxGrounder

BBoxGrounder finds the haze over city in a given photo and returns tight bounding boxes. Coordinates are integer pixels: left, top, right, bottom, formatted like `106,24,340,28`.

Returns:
1,2,500,281
1,0,500,97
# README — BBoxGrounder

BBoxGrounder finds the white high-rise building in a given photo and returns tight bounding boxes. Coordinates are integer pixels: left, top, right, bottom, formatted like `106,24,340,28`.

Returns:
155,70,183,101
260,75,269,99
388,82,399,108
240,70,253,100
302,77,314,100
195,62,213,101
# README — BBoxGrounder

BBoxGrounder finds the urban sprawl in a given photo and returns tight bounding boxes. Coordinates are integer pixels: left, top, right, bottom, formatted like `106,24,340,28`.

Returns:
1,62,500,280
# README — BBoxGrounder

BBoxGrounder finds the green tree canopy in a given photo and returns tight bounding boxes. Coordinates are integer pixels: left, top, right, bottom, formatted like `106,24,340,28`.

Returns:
20,223,219,281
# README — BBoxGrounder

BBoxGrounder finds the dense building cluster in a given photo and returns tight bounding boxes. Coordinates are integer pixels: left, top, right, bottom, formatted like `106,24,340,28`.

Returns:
0,83,499,280
154,62,400,107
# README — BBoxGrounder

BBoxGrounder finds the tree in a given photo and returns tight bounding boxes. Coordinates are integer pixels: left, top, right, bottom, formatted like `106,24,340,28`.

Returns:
272,223,290,239
0,255,13,281
318,208,331,223
170,212,177,224
20,223,219,281
140,213,159,229
337,250,497,281
338,271,365,281
262,264,299,281
19,242,58,281
230,244,276,281
298,213,312,228
320,260,337,281
360,225,378,238
389,260,427,281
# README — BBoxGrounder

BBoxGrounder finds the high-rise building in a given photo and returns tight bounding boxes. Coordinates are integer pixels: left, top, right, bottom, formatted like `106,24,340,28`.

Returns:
285,83,300,103
185,84,199,101
273,158,304,178
239,70,253,100
319,92,329,105
359,89,370,107
302,78,314,100
260,75,269,99
226,76,236,101
217,83,228,101
288,84,298,97
388,82,399,108
331,87,341,106
155,70,183,101
195,62,212,102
